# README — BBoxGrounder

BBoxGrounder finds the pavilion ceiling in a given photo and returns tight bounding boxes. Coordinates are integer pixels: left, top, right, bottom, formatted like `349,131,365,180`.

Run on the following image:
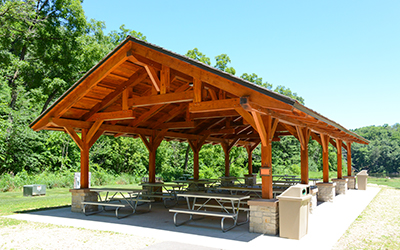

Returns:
30,36,368,148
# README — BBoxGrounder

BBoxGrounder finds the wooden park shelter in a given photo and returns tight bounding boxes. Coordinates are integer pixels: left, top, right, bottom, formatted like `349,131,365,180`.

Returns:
30,36,368,199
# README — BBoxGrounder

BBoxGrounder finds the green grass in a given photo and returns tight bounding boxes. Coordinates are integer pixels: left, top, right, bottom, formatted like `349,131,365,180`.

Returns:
0,188,71,216
368,177,400,189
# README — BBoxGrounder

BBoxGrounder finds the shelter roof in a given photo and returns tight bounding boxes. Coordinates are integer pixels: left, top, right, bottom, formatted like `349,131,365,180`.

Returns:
30,36,369,146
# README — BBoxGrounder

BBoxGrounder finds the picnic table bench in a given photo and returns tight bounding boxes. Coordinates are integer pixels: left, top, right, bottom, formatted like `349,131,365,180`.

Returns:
82,188,153,219
169,192,250,232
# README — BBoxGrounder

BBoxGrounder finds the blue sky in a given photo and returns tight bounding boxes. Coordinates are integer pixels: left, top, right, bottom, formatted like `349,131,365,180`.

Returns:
81,0,400,130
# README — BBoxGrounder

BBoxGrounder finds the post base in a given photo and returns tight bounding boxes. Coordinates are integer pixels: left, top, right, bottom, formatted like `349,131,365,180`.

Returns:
332,178,348,195
248,199,279,235
316,182,336,202
343,176,356,189
70,188,98,213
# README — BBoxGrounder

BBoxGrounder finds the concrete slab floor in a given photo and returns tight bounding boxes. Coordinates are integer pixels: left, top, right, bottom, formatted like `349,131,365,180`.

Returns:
5,187,380,250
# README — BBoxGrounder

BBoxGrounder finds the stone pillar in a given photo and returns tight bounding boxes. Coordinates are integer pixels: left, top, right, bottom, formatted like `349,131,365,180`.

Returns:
332,178,348,195
70,189,98,213
316,182,336,202
343,176,356,189
309,187,318,214
248,199,279,235
244,174,257,187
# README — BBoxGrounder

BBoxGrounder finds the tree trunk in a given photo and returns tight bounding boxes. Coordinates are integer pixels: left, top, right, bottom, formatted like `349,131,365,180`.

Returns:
41,89,58,113
182,144,190,171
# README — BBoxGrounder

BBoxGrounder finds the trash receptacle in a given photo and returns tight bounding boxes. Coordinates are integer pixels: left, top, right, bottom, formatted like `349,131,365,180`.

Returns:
277,184,312,240
357,170,368,190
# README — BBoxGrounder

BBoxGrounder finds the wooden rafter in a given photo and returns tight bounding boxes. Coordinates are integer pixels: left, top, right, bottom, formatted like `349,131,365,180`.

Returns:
82,68,147,121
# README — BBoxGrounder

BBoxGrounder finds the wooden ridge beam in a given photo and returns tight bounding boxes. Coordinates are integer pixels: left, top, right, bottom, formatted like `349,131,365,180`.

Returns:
128,91,194,107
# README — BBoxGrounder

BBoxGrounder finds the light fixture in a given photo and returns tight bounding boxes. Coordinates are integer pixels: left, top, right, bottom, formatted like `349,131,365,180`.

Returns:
259,165,271,177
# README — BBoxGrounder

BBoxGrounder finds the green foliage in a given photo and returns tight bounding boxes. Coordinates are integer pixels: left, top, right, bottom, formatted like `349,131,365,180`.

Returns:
240,73,272,89
214,54,236,75
352,124,400,174
185,48,211,65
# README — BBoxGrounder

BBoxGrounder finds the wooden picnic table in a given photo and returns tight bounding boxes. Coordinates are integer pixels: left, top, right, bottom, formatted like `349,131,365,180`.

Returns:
169,192,250,232
82,188,152,219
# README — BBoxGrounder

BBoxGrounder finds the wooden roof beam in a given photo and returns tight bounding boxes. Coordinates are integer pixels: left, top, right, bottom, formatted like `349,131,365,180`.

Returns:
189,98,241,113
151,104,187,129
87,110,135,122
82,68,147,121
129,91,194,107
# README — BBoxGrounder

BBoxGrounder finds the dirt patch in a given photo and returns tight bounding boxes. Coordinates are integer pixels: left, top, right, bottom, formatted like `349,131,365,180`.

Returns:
332,187,400,249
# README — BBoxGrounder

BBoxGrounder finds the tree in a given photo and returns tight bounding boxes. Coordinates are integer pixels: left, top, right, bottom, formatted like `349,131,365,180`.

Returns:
240,73,272,89
214,54,236,75
185,48,211,65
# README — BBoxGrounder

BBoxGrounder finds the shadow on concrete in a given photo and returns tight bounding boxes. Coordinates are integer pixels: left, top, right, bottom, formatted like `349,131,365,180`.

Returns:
14,201,261,243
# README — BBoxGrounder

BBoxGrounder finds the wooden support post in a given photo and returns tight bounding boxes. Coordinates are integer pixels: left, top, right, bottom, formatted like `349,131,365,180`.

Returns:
261,143,273,199
80,129,89,189
320,134,330,183
148,149,156,183
188,133,209,180
259,115,278,199
193,150,199,180
140,130,167,183
337,139,343,179
221,143,231,177
297,127,310,185
246,145,253,174
64,123,104,189
346,141,352,176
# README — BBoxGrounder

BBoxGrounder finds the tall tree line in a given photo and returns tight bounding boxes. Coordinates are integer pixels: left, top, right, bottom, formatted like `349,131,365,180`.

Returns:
1,0,395,181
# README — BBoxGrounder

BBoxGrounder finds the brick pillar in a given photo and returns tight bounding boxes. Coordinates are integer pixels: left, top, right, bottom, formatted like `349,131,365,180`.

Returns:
332,178,348,195
244,174,257,187
248,199,279,235
70,189,98,213
316,182,336,202
343,176,356,189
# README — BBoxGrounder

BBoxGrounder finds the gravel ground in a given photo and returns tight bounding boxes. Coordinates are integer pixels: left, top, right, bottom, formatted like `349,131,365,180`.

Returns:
332,187,400,249
0,220,162,249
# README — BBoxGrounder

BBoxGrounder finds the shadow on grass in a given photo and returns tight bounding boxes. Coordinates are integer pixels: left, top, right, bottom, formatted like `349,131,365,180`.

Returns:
15,205,71,214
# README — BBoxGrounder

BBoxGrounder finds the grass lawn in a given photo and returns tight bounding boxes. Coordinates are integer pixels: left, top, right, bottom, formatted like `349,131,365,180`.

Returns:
368,177,400,189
